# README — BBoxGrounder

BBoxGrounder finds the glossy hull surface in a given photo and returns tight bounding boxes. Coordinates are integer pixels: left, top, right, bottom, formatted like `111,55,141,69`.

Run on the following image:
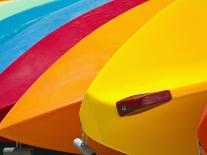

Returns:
80,0,207,154
0,0,146,153
0,0,109,73
0,0,174,153
0,0,144,122
0,0,51,21
0,0,81,46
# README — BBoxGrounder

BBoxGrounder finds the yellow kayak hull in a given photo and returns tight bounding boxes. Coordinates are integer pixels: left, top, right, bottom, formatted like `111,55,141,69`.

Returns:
80,0,207,154
0,0,173,154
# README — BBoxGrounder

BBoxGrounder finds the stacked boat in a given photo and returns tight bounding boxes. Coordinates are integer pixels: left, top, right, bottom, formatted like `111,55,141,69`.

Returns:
0,0,207,154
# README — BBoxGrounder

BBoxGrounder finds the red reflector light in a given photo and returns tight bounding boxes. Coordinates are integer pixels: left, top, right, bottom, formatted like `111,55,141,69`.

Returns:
116,90,172,116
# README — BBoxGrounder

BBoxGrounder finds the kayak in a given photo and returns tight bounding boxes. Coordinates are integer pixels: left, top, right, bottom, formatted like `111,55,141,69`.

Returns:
0,0,53,45
0,0,109,73
0,0,146,152
0,0,142,123
0,0,81,46
198,106,207,154
0,0,145,121
0,0,174,153
0,0,108,144
80,0,207,154
0,0,51,21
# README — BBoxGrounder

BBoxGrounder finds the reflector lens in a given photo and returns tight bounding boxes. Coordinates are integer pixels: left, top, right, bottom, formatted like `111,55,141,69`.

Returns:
116,90,172,116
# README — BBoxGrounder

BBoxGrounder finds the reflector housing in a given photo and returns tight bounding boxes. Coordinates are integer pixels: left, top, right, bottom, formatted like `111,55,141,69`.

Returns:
116,90,172,116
